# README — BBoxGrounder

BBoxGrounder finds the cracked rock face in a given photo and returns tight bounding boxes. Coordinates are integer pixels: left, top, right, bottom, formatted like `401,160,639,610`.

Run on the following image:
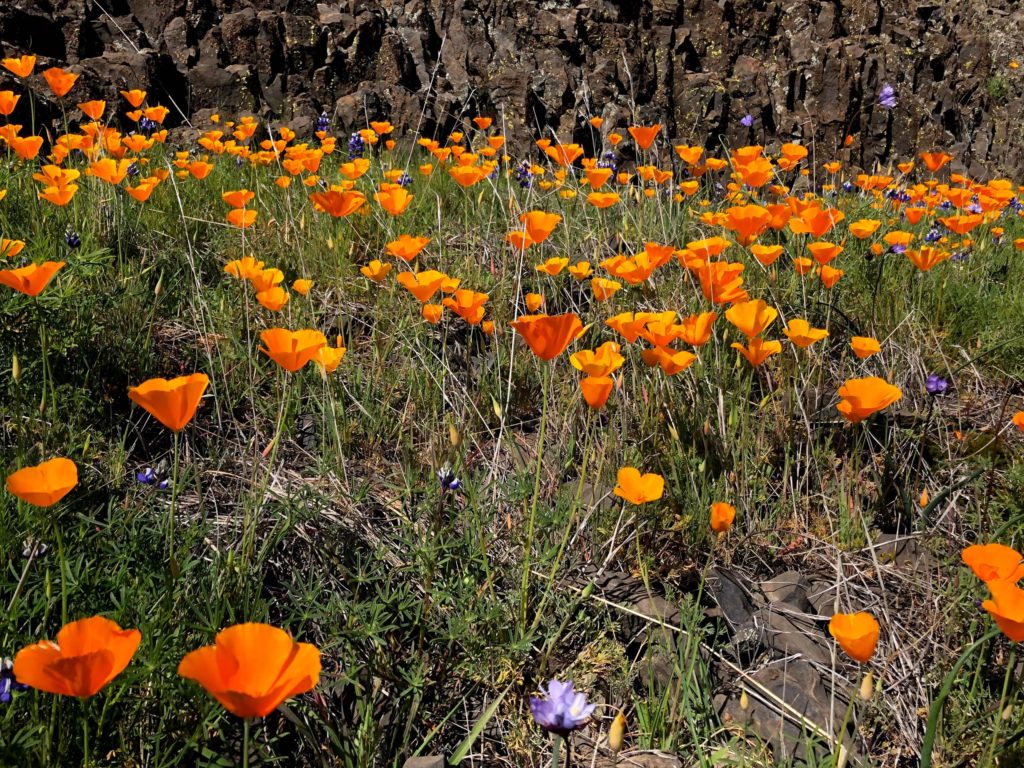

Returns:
1,1,1021,172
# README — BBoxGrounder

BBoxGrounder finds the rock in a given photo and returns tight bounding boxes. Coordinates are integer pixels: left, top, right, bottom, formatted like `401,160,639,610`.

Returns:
402,758,444,768
760,570,813,613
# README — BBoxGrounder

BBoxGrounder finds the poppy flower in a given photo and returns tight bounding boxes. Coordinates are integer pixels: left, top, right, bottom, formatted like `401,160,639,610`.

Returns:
962,544,1024,584
675,145,704,165
385,235,430,262
442,289,489,325
580,376,614,409
710,502,736,533
309,189,366,217
848,219,881,239
226,209,257,228
248,268,284,293
509,313,583,361
128,373,209,432
9,135,43,161
0,239,25,258
806,241,844,265
88,158,131,185
905,247,949,271
6,457,78,507
731,338,782,367
0,90,19,116
38,185,78,207
292,279,313,296
570,341,624,378
828,612,879,663
677,312,717,347
613,467,664,505
783,319,829,349
1,55,35,78
360,260,392,283
259,329,328,372
792,257,814,276
641,346,695,376
819,265,844,289
421,303,444,324
178,623,321,718
606,312,656,344
750,244,784,266
591,277,621,302
42,67,78,98
584,167,613,189
256,286,289,311
397,269,448,303
0,261,65,296
520,211,562,244
789,207,844,239
314,337,346,374
221,189,255,208
536,257,569,276
836,377,902,423
567,261,592,280
982,581,1024,642
723,204,771,245
919,152,952,172
628,124,661,150
725,299,777,339
13,616,141,698
1013,412,1024,431
587,192,620,209
120,89,147,107
850,336,881,359
524,292,544,312
375,186,413,216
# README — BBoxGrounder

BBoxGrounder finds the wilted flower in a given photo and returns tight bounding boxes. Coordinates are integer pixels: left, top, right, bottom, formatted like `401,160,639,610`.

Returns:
529,679,596,736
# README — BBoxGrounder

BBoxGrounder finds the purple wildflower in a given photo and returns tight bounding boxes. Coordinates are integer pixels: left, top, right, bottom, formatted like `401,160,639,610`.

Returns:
740,114,754,128
0,658,27,704
437,465,460,493
878,84,897,109
530,680,596,736
926,374,949,395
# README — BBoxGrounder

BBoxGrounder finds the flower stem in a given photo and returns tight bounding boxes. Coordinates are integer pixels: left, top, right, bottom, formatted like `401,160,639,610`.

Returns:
242,718,250,768
168,429,181,576
519,364,550,633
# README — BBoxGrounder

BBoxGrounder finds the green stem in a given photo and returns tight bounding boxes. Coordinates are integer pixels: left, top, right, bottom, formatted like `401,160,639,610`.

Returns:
82,702,90,767
519,364,550,633
985,649,1016,767
243,718,251,768
168,430,182,576
54,522,68,625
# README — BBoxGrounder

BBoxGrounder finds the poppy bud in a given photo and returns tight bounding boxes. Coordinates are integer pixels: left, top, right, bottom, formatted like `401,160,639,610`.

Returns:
11,353,19,383
154,272,162,297
608,711,626,753
491,397,503,420
703,419,711,436
739,688,749,710
449,424,461,447
1004,704,1014,721
668,423,679,442
859,672,874,701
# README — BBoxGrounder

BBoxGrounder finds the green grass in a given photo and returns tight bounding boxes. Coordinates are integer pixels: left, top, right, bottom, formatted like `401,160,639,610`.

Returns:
0,124,1023,768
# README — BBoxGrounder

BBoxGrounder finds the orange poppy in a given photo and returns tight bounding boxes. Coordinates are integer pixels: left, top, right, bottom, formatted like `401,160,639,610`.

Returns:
806,241,844,265
442,289,489,325
524,292,544,312
5,457,78,507
422,303,444,324
360,260,392,283
13,616,141,698
0,90,19,116
710,502,736,533
1,55,35,78
314,337,347,374
38,184,78,206
1013,412,1024,431
128,373,209,432
9,135,43,161
591,277,621,302
397,269,448,302
536,257,569,276
226,209,258,228
750,244,784,267
584,167,612,189
962,544,1024,584
587,192,620,209
221,189,254,208
677,312,717,347
792,257,815,276
567,261,592,280
836,377,902,423
828,612,879,663
310,189,366,217
385,235,430,262
259,328,328,372
783,319,829,349
570,341,624,378
178,623,321,718
42,67,78,98
641,346,695,376
731,338,782,367
256,286,289,311
848,219,881,239
580,376,614,410
520,211,562,244
905,247,949,271
0,239,25,258
982,581,1024,642
819,265,844,289
292,279,313,296
613,467,664,505
0,261,65,296
789,207,845,238
919,152,952,172
939,214,984,235
675,145,704,165
120,89,147,108
628,124,661,150
509,313,583,361
850,336,881,359
606,312,656,344
248,268,284,293
88,158,131,185
725,299,777,338
375,186,413,216
722,204,771,245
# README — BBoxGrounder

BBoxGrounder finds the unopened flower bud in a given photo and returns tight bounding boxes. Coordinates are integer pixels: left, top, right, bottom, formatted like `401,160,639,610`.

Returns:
739,688,749,711
608,711,625,753
11,353,20,383
859,672,874,701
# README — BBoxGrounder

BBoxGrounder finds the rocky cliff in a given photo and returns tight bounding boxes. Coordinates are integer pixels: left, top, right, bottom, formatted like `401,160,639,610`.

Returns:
4,0,1023,174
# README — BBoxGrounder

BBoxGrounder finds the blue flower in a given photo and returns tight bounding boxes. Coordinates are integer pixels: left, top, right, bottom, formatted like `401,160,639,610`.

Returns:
878,84,897,109
347,132,365,159
926,374,949,395
316,111,330,134
740,114,754,127
437,465,460,493
530,679,596,736
65,229,81,249
0,658,27,704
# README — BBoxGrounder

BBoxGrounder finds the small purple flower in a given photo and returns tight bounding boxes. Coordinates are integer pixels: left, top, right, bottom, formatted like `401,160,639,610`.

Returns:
926,374,949,395
1,658,27,704
137,467,157,485
437,465,460,493
347,131,365,159
65,229,81,249
139,116,156,133
740,114,754,128
530,679,596,736
316,111,330,134
878,84,897,109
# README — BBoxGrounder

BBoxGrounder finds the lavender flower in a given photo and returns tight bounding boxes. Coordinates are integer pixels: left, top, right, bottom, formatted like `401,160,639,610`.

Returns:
924,228,942,243
530,679,596,736
926,374,949,395
316,111,330,134
514,159,532,188
437,465,460,493
347,131,365,159
890,244,906,254
740,114,754,127
65,229,81,249
139,116,156,133
878,84,897,109
397,172,413,187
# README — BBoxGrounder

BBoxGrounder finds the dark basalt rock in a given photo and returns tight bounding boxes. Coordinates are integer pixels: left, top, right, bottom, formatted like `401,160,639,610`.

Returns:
0,0,1020,174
